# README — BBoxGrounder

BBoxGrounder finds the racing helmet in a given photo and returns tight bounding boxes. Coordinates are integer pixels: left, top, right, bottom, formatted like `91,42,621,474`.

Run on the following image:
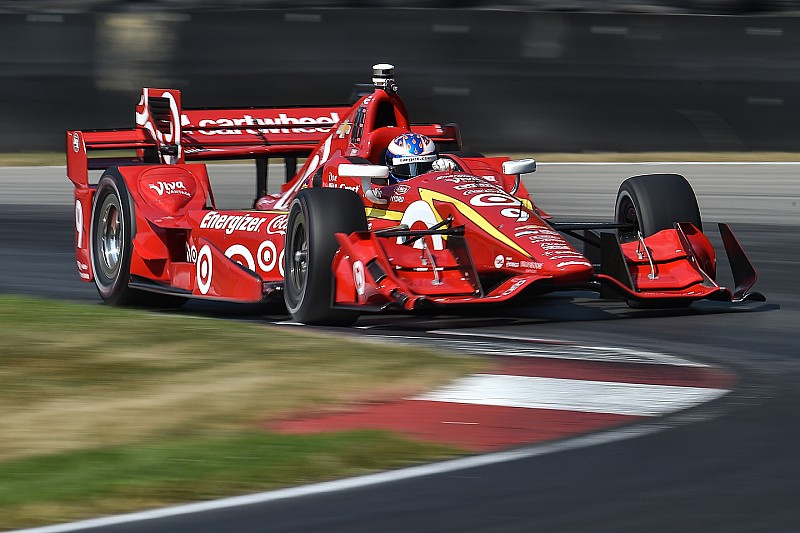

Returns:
384,133,437,182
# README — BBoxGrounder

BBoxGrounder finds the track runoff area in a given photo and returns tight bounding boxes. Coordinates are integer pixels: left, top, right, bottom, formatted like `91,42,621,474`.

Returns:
17,327,736,533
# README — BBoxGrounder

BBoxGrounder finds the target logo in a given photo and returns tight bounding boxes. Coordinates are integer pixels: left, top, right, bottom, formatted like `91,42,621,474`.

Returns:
258,241,279,272
225,245,256,271
399,200,444,250
196,245,213,295
469,192,518,207
353,260,366,296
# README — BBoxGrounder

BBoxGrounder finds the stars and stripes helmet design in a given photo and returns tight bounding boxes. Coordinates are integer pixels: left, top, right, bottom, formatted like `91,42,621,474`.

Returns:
384,133,437,182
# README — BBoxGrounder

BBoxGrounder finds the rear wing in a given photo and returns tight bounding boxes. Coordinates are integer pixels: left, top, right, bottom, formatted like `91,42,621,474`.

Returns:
67,87,350,187
67,87,461,190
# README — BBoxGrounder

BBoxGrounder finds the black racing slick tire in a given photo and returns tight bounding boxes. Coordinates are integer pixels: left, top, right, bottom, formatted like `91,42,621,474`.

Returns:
90,169,138,306
615,173,702,241
284,188,368,326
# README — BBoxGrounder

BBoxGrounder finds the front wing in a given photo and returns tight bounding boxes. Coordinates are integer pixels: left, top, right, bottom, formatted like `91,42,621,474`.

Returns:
330,222,764,312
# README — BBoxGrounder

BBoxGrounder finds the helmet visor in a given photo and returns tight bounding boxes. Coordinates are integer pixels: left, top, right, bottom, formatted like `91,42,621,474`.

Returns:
391,154,436,178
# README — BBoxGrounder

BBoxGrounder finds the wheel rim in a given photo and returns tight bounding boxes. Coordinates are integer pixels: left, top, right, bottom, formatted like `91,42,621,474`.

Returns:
618,195,639,241
287,212,309,304
98,197,123,279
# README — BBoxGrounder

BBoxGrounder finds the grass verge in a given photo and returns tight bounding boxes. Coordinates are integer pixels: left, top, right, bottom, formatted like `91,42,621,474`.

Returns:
0,295,484,529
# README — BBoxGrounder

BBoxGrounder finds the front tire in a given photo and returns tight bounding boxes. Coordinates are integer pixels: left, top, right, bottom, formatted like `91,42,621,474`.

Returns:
614,173,703,309
284,188,368,326
615,173,702,241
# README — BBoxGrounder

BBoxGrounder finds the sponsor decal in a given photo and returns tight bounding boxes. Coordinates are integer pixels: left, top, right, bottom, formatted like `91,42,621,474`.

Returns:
469,192,519,207
186,243,198,263
266,215,288,235
417,188,531,259
399,200,444,250
257,240,279,272
74,200,84,249
353,260,366,296
196,112,340,136
462,187,502,196
148,180,191,197
512,226,588,264
501,279,527,297
494,255,505,268
325,182,361,193
454,182,488,190
72,132,80,153
196,245,213,295
520,260,544,269
225,244,256,271
435,174,485,184
394,184,411,195
392,154,437,165
77,260,90,280
199,211,268,235
500,207,530,221
557,260,593,268
336,120,352,139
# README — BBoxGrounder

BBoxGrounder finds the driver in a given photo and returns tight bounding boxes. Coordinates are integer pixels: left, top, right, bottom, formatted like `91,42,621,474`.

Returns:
385,133,446,183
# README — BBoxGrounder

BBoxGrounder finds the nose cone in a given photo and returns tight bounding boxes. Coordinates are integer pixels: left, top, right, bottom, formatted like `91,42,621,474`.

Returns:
512,225,594,284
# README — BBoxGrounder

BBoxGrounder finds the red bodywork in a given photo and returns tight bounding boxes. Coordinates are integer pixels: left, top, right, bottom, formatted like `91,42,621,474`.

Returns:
66,81,763,313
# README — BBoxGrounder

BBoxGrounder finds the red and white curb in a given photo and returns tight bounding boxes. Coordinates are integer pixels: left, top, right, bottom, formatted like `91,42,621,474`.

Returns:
275,335,735,451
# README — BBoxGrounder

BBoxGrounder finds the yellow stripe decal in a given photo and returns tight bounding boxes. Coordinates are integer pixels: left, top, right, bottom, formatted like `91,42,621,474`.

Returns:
417,188,532,259
365,207,404,221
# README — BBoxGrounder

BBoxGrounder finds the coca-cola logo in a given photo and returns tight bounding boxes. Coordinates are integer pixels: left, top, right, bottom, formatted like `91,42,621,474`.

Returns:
266,214,288,235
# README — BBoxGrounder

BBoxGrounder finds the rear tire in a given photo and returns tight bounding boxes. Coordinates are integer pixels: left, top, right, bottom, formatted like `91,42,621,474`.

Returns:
91,170,138,305
90,169,185,308
284,188,368,326
615,173,702,241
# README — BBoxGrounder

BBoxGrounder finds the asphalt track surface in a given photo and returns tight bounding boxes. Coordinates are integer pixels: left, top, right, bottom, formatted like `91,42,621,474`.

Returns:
2,163,799,531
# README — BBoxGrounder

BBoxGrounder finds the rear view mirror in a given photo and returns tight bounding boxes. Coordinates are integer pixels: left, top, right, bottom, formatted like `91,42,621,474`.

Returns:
502,158,537,176
501,158,536,195
337,163,390,205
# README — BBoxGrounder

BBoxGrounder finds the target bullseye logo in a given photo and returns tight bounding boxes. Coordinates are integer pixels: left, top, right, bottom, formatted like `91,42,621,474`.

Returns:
258,241,278,272
197,245,213,294
225,244,255,271
353,260,366,296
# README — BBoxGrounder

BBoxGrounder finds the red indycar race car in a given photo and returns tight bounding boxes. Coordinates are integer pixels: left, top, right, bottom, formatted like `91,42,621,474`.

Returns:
67,64,764,326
